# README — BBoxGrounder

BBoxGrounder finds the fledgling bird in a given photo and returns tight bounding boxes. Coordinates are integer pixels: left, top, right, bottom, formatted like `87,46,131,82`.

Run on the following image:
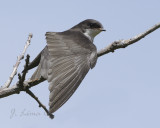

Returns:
26,19,105,115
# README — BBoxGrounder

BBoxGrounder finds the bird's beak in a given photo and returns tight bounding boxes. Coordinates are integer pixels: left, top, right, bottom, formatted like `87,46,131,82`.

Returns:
99,28,106,32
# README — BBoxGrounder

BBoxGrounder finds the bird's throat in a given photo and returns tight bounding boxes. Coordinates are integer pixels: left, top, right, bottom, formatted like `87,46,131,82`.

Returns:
83,29,101,42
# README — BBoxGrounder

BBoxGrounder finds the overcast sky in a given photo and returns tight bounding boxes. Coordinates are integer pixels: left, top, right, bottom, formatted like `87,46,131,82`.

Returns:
0,0,160,128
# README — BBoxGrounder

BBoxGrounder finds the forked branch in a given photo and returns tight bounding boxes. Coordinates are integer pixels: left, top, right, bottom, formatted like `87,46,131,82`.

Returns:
2,34,33,88
0,22,160,119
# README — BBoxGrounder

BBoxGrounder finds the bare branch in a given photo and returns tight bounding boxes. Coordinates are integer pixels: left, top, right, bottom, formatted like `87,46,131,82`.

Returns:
97,22,160,57
0,54,44,98
0,78,45,98
0,34,54,119
0,22,160,119
0,54,51,118
2,34,33,88
17,54,30,87
0,85,21,98
26,89,54,119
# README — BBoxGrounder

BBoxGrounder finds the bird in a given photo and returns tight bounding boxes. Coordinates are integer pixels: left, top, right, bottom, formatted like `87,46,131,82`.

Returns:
25,19,105,115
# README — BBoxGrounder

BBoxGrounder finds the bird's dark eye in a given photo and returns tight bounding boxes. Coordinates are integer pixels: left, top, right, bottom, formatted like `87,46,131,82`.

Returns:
88,23,101,29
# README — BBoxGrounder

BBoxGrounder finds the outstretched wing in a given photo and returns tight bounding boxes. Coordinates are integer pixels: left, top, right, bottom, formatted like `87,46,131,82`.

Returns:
45,31,97,113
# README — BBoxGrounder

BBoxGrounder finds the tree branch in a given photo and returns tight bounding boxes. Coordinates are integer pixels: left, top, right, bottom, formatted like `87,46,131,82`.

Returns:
2,34,33,88
0,54,53,119
0,22,160,119
26,89,54,119
0,34,53,119
0,77,45,98
97,22,160,57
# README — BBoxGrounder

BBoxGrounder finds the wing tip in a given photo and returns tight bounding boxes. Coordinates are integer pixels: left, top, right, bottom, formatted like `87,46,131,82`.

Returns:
49,106,56,114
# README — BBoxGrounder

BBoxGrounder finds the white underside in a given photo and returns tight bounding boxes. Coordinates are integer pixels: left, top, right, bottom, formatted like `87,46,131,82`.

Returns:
83,29,101,42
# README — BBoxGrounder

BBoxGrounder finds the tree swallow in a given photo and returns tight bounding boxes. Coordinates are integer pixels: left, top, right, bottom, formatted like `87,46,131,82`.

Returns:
26,19,105,114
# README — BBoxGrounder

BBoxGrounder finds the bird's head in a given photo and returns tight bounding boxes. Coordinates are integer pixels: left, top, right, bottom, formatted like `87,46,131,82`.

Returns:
71,19,106,41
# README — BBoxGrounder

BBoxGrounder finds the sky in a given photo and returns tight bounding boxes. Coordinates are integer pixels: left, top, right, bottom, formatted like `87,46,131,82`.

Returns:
0,0,160,128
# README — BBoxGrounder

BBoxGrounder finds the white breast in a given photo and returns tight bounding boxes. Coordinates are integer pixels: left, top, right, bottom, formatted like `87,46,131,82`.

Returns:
83,29,101,42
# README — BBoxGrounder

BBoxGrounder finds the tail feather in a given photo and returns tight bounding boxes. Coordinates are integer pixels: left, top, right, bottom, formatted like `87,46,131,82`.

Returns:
30,46,49,81
31,64,42,80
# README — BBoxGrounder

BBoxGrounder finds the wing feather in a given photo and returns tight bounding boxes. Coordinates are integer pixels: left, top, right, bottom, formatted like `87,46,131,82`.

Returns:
45,31,97,113
49,62,89,113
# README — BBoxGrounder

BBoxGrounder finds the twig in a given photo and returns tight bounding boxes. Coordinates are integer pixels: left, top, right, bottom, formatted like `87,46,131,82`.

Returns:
16,55,53,118
0,53,51,118
0,34,53,119
17,54,30,87
2,33,33,88
0,22,160,119
0,78,45,98
18,59,52,118
97,22,160,57
26,89,54,119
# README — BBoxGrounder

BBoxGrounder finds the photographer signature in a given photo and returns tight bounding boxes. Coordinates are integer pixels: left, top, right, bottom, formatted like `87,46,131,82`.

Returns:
10,108,47,119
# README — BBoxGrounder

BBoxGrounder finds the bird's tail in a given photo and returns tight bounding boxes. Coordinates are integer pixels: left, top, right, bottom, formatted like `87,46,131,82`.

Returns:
30,64,42,81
